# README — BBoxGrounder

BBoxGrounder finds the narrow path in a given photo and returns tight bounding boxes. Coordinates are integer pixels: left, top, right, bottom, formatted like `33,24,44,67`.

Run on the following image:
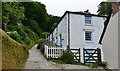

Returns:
24,44,58,69
23,44,93,69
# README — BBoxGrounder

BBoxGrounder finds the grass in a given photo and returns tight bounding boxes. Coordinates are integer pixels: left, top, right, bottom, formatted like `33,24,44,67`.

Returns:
1,29,29,69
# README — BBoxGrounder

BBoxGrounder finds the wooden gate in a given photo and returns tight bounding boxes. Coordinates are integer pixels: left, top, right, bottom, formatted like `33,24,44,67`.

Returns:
71,48,80,62
83,48,101,63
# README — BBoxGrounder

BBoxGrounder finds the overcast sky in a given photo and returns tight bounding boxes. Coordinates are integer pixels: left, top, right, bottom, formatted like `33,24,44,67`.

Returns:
33,0,107,16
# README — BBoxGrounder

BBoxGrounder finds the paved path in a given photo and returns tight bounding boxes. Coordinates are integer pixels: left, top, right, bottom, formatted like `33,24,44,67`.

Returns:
23,44,92,69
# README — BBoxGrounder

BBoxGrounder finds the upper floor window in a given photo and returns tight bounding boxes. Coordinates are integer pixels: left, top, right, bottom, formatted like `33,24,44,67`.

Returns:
85,31,92,41
85,16,92,25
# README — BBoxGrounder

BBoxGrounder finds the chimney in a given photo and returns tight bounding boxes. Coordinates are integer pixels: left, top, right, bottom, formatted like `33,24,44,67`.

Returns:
112,2,119,15
84,9,91,14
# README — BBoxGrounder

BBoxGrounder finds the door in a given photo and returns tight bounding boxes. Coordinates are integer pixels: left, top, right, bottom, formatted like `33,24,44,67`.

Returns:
60,34,62,47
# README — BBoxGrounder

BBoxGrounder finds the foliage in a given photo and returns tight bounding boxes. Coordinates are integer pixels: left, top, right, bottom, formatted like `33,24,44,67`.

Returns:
2,2,25,24
7,31,21,42
48,15,60,32
40,32,48,38
6,24,39,48
0,2,61,68
50,58,65,64
23,19,42,35
37,38,46,44
59,49,75,64
37,38,46,49
98,62,108,69
85,62,108,69
2,2,60,38
50,23,57,32
97,2,112,16
21,2,49,33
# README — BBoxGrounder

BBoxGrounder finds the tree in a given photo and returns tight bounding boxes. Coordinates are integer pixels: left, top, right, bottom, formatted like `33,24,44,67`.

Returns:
2,2,25,25
2,2,60,38
97,2,112,16
21,2,49,34
48,15,60,32
2,2,25,32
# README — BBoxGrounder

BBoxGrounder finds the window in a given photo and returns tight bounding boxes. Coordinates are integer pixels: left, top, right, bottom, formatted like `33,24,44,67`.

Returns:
85,31,92,41
56,37,58,44
85,16,92,25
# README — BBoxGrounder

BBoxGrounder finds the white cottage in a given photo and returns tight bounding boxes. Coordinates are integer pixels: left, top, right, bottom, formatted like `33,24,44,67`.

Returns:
47,10,106,62
48,11,106,49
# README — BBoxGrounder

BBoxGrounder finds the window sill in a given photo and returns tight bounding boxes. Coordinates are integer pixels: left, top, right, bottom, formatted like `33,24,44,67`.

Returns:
85,24,93,26
85,41,93,43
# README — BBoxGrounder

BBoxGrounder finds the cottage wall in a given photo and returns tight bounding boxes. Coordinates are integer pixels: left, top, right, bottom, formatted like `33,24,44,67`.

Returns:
70,13,105,49
54,14,68,48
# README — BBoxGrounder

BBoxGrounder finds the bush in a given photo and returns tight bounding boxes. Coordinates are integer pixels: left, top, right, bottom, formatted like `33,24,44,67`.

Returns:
40,32,48,38
91,62,99,68
37,43,41,49
37,38,46,44
59,49,75,64
8,31,21,42
98,62,108,68
37,38,46,49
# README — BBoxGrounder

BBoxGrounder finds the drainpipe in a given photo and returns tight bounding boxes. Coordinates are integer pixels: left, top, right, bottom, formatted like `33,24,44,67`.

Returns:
52,33,53,46
67,12,70,49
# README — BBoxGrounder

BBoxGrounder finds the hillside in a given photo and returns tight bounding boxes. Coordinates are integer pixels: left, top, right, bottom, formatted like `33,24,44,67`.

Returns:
1,29,28,69
1,2,60,69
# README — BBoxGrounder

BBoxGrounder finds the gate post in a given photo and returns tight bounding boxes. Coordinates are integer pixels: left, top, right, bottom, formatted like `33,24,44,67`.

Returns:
79,48,80,62
97,48,101,62
80,48,84,63
83,48,85,63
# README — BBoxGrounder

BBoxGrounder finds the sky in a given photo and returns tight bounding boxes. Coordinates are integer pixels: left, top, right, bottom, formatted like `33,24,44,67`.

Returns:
32,0,107,16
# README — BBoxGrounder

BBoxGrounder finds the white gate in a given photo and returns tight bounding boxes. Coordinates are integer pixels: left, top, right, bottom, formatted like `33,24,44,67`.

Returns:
44,45,65,58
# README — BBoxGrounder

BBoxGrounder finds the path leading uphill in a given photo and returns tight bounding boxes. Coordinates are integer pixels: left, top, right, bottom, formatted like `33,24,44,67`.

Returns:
24,44,58,69
23,44,93,69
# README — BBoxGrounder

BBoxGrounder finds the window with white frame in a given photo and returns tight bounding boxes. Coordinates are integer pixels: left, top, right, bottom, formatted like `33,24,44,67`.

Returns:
85,16,92,25
85,31,92,41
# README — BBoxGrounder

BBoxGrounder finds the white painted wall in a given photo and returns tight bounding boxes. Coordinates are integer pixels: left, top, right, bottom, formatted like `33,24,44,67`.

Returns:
70,13,105,49
102,12,118,69
56,14,68,47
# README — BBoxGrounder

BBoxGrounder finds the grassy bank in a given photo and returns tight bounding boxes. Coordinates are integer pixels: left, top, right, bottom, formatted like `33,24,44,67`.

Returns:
1,29,29,69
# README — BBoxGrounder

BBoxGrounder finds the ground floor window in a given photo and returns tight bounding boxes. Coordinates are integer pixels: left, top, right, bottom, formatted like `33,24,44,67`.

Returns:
56,37,58,44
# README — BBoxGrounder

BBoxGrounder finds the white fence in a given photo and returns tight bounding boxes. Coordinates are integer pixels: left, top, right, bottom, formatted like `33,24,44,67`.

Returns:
44,45,65,58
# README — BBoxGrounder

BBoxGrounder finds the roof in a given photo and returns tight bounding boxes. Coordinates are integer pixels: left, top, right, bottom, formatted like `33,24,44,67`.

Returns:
49,11,107,35
99,10,112,44
66,11,107,17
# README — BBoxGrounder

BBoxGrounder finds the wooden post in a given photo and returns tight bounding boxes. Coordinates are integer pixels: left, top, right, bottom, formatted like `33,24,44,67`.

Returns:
46,45,48,58
97,48,101,62
83,48,85,63
79,48,80,62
